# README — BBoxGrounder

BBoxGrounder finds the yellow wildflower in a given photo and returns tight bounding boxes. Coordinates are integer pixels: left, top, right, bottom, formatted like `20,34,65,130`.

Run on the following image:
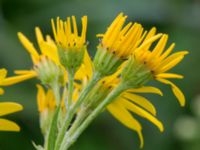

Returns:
132,28,188,106
93,13,145,76
51,16,88,72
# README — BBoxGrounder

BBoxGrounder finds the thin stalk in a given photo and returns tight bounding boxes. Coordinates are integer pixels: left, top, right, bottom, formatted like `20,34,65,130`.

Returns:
67,108,88,137
52,82,61,105
60,83,126,150
44,82,61,150
72,72,101,112
67,70,74,111
54,72,101,150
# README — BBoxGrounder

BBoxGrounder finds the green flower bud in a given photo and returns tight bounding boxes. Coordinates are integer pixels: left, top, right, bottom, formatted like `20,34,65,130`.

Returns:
34,56,64,86
58,46,85,72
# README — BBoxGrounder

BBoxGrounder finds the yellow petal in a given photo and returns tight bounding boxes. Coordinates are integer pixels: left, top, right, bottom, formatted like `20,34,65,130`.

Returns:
120,98,164,132
127,86,163,96
75,50,93,80
39,42,60,65
1,71,37,86
158,56,184,73
36,84,46,112
157,78,185,106
0,102,23,116
157,51,188,72
142,27,157,50
14,70,34,75
17,32,40,64
151,34,168,58
72,16,78,36
138,34,163,51
47,89,56,110
35,27,45,53
107,101,144,148
122,93,157,115
81,16,87,43
156,73,183,79
51,18,58,42
0,118,20,131
159,43,175,61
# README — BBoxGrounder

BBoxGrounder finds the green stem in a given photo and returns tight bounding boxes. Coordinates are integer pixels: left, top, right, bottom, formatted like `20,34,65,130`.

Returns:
54,72,101,150
72,72,101,112
67,70,74,111
67,108,88,137
52,83,61,105
44,83,61,150
60,83,126,150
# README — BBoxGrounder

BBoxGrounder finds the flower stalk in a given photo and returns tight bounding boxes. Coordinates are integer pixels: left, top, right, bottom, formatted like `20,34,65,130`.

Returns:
60,82,127,150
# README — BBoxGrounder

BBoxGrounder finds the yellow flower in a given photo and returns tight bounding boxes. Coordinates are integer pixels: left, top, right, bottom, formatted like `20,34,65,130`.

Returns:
14,27,61,83
51,16,87,50
132,28,188,106
10,20,89,86
94,13,145,76
97,13,144,59
0,102,23,131
51,16,88,72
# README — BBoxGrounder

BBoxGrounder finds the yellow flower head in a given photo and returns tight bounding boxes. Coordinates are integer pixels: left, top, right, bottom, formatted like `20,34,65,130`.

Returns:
98,13,144,59
123,27,188,106
94,13,145,76
0,102,23,131
51,16,88,72
51,16,87,50
15,28,65,86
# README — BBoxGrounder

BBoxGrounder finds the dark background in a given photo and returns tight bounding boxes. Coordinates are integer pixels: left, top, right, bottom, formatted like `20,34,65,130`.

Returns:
0,0,200,150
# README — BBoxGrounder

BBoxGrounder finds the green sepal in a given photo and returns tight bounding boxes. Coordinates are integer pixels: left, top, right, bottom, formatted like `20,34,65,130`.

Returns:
121,56,153,88
58,46,85,72
93,45,123,76
34,58,64,86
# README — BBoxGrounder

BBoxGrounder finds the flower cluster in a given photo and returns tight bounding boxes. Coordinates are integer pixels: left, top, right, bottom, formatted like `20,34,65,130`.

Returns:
0,13,188,150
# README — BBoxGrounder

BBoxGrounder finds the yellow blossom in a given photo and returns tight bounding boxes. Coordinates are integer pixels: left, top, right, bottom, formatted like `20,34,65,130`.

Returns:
132,28,188,106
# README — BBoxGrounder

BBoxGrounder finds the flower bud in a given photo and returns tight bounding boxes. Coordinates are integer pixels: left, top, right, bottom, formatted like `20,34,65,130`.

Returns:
34,56,64,86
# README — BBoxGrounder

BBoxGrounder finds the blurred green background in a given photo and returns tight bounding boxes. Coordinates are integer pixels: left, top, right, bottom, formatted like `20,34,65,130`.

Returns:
0,0,200,149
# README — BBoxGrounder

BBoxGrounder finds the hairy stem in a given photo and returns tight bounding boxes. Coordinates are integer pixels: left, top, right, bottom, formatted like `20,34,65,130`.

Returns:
60,83,126,150
67,70,74,110
54,72,101,150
